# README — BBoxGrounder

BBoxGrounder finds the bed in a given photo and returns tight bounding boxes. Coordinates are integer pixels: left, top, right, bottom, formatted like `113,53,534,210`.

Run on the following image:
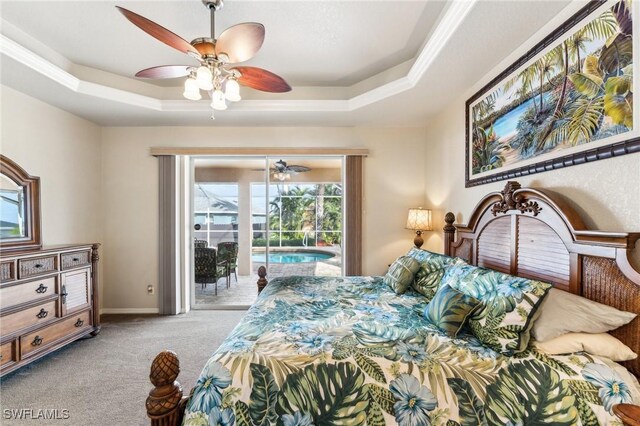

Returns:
146,181,640,426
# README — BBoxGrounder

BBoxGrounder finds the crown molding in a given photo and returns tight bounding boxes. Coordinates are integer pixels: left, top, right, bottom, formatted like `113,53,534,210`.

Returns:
0,1,476,114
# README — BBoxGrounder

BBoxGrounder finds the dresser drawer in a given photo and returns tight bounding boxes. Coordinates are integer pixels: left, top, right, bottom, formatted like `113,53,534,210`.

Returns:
61,268,91,314
1,300,58,337
1,340,16,368
61,250,91,270
21,310,91,358
18,255,58,279
1,261,15,283
0,277,57,310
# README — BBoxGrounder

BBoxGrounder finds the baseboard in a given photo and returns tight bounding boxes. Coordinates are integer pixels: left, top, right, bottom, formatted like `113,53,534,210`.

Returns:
100,308,160,315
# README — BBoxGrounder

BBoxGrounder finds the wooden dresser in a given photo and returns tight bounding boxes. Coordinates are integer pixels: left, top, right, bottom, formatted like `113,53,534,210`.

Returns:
0,243,100,376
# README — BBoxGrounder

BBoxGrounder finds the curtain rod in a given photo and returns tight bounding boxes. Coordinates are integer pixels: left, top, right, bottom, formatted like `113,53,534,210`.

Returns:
150,147,369,156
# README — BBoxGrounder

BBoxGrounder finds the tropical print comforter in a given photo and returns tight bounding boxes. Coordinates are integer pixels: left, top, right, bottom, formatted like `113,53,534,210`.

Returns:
183,276,638,426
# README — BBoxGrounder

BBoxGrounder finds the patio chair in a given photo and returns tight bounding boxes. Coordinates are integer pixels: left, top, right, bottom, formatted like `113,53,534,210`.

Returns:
194,246,228,295
218,241,239,283
194,239,208,248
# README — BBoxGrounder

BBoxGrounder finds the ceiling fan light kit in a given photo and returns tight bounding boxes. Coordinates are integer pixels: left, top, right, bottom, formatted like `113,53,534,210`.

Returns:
270,160,311,181
117,0,291,119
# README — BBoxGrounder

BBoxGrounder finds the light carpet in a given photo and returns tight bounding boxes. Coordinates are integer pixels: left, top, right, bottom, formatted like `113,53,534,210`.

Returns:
0,311,245,426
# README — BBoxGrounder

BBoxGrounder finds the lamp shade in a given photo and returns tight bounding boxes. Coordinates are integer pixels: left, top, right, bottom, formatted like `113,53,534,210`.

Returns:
406,208,432,231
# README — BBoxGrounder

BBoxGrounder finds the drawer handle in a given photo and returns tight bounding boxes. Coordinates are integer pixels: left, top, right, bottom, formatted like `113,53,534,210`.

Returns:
36,308,48,319
31,336,43,346
74,318,84,328
35,284,48,294
72,257,80,262
34,264,43,268
61,285,68,304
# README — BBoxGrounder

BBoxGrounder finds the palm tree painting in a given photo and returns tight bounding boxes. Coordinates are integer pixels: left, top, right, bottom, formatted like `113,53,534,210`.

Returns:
468,0,635,185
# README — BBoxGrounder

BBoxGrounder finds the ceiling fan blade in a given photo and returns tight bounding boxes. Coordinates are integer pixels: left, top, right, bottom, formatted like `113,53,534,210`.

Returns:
233,67,291,93
116,6,200,57
215,23,265,63
135,65,192,79
287,166,311,173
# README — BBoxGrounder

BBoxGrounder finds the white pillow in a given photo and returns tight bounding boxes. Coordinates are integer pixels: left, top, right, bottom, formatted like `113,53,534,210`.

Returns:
531,288,637,341
533,332,638,362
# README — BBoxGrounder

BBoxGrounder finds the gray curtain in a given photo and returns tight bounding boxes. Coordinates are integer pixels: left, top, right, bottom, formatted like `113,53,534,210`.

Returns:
158,155,179,315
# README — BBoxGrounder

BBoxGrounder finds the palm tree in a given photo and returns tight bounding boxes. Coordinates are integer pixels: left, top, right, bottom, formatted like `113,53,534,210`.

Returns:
568,29,591,72
473,94,497,123
270,186,315,242
535,56,556,111
538,41,569,146
579,10,618,40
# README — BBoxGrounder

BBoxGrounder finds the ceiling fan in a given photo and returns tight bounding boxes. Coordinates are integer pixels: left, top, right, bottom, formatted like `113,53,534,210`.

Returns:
116,0,291,118
259,160,311,181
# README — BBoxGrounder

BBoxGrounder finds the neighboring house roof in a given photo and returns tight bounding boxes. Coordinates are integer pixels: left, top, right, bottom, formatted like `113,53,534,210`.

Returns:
194,185,238,213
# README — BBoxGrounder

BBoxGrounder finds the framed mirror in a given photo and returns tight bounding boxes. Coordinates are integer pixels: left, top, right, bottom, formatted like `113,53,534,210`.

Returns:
0,155,41,251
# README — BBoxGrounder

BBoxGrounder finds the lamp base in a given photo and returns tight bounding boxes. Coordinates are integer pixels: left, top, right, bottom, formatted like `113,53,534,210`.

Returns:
413,230,424,249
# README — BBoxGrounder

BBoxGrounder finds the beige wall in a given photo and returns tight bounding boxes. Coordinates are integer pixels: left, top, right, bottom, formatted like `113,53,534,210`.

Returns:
100,127,427,311
421,95,640,267
0,86,104,300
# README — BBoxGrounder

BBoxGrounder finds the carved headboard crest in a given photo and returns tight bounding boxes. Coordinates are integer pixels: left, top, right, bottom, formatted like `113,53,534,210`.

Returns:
491,181,541,217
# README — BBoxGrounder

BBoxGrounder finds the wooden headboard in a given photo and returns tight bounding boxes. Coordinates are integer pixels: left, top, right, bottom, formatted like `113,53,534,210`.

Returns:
443,181,640,377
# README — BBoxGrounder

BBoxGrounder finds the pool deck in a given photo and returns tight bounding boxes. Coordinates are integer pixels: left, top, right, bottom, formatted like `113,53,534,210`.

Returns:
193,246,342,307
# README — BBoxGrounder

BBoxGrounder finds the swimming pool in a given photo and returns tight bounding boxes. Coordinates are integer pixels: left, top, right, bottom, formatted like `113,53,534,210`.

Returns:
252,250,334,264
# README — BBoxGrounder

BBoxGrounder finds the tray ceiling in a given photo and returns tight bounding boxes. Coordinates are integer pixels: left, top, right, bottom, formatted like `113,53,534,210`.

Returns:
0,0,573,126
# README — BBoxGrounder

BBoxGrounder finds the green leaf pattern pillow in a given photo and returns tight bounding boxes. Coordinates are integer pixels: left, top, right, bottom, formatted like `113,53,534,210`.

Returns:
406,248,467,301
384,255,420,294
441,264,551,355
423,284,481,337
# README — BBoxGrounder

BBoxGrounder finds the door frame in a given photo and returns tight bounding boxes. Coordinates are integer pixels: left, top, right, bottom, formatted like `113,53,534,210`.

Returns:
182,154,350,311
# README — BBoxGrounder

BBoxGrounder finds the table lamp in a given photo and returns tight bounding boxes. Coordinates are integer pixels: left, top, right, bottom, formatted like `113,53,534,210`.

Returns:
406,207,432,249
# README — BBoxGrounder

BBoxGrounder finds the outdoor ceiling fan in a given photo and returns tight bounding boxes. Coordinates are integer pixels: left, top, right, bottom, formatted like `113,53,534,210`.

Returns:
272,160,311,181
116,0,291,118
253,160,311,181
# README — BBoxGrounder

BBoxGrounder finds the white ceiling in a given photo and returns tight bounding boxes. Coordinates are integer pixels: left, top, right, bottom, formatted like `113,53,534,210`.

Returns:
0,0,445,86
0,0,575,126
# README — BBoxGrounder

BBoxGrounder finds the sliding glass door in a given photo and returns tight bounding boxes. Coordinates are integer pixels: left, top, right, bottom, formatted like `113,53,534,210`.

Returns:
191,156,344,309
261,156,344,281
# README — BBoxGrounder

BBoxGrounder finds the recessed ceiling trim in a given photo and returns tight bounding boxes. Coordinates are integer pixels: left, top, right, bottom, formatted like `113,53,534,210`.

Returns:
1,34,78,91
0,1,477,114
407,1,476,83
160,99,350,112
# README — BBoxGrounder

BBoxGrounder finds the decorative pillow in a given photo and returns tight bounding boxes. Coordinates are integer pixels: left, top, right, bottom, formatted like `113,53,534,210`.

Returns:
384,255,420,294
533,332,637,362
406,248,467,301
441,264,551,356
423,284,481,337
531,288,637,342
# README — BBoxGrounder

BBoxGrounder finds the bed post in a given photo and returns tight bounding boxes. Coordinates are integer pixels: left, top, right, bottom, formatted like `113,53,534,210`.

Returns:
257,265,268,293
146,351,186,426
444,212,456,256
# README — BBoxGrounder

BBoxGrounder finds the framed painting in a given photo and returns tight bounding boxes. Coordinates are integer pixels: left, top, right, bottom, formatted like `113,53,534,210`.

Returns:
466,0,639,187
